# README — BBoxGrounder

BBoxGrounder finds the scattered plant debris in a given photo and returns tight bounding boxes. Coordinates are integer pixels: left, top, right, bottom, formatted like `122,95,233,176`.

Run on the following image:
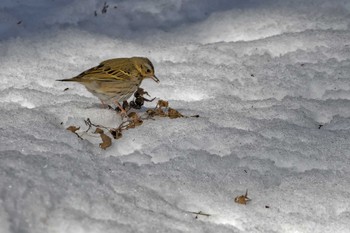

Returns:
189,211,211,219
94,128,112,150
84,118,110,132
102,2,109,14
94,2,117,16
234,189,251,205
64,88,69,91
63,88,199,149
318,124,323,129
110,127,122,140
168,108,183,119
127,112,143,128
66,126,83,140
67,126,80,133
265,205,270,208
157,100,169,108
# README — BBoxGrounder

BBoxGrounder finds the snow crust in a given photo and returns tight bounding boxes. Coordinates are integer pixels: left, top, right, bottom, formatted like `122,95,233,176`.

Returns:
1,0,350,232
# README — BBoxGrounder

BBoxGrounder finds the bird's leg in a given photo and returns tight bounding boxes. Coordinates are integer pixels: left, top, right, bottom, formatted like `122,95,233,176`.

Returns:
115,101,127,118
100,100,107,108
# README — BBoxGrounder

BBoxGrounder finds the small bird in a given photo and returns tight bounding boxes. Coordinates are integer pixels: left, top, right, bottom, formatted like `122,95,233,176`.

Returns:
57,57,159,115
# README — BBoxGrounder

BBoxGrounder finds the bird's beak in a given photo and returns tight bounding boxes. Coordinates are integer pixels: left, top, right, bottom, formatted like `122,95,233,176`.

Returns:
151,75,160,83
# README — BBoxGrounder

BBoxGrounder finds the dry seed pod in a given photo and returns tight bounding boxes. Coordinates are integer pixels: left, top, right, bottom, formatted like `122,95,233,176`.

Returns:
129,100,141,109
134,88,150,98
110,129,122,140
135,97,144,106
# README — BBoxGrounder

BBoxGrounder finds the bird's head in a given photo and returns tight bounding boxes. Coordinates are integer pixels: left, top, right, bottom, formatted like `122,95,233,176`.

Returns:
133,57,159,83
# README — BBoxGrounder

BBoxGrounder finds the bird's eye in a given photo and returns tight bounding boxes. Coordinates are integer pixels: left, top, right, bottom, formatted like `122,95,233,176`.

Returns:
146,69,151,73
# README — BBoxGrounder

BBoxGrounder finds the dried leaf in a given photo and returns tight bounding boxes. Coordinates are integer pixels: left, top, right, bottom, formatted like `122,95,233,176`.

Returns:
155,108,167,117
66,126,80,133
126,112,143,128
157,100,169,108
128,112,139,121
168,108,183,119
66,126,83,140
94,128,104,134
146,109,156,117
234,189,251,205
99,133,112,150
94,128,112,150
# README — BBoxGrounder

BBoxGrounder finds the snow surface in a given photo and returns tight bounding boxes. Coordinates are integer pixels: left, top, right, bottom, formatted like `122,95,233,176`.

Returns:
1,0,350,232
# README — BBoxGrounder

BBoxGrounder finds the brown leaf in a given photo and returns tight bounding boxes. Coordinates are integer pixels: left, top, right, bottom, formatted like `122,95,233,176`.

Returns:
127,112,143,127
155,108,167,117
99,133,112,150
66,126,80,133
234,189,251,205
94,128,112,150
168,108,183,119
94,128,104,134
157,100,169,108
146,109,156,117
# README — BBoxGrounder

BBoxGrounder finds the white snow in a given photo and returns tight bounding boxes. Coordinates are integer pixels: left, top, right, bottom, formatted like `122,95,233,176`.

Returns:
1,0,350,232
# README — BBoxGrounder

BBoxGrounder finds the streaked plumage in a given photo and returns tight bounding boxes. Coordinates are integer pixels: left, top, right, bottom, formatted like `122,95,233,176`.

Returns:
57,57,159,112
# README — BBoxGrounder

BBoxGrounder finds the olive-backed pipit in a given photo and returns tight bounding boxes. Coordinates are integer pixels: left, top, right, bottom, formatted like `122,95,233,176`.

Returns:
58,57,159,114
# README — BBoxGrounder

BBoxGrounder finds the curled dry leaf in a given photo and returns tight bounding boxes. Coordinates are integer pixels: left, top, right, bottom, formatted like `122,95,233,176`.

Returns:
156,108,167,117
126,112,143,128
157,100,169,108
94,128,104,134
94,128,112,150
66,126,80,133
168,108,183,119
234,189,251,205
66,126,83,140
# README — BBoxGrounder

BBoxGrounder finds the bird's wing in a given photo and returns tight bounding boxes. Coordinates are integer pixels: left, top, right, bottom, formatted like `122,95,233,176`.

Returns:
72,59,137,82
